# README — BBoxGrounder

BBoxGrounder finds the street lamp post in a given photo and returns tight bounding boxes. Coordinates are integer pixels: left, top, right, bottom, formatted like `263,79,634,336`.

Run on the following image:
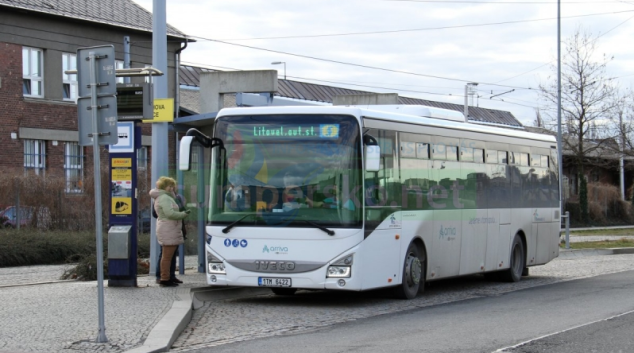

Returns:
271,61,286,80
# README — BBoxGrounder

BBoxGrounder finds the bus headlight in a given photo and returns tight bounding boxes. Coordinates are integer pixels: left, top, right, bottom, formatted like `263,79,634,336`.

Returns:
327,266,351,278
207,251,226,275
327,253,353,278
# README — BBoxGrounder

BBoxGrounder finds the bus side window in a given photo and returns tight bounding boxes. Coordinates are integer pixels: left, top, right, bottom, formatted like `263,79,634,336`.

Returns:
432,143,446,160
447,145,458,161
416,143,430,159
461,146,474,162
474,148,484,163
531,154,541,167
486,150,498,164
498,151,508,164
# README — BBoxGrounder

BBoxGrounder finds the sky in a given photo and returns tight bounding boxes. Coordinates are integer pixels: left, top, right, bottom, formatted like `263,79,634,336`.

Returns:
132,0,634,127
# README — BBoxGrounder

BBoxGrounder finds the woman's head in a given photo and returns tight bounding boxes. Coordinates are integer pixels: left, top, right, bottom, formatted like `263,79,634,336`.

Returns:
156,176,176,191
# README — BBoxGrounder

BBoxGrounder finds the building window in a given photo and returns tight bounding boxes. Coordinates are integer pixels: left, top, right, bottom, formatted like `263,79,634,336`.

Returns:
65,142,84,193
24,139,46,175
62,53,77,101
116,60,124,84
137,146,148,170
23,47,43,97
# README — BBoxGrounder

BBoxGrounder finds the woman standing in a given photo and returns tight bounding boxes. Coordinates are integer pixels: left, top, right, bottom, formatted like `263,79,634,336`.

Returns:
149,177,190,287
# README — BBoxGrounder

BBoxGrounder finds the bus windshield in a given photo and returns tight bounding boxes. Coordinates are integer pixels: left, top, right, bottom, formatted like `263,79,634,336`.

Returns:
211,114,363,229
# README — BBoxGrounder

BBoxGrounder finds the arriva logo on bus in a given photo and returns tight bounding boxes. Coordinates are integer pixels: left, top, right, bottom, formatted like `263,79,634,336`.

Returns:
263,245,289,254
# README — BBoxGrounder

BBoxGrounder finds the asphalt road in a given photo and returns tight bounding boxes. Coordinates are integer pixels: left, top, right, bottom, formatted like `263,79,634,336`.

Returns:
184,270,634,353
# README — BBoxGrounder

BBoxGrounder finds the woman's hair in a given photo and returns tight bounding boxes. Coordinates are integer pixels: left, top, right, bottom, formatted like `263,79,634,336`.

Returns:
156,176,176,190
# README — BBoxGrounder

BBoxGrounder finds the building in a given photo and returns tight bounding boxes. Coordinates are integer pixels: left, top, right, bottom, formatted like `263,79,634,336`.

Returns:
0,0,188,195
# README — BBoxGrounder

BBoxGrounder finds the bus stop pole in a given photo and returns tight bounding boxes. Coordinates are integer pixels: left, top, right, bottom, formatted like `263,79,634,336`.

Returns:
564,211,570,249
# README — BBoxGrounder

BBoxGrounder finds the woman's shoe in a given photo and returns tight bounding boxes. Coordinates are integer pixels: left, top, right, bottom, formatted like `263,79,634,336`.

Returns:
170,277,183,284
159,280,178,287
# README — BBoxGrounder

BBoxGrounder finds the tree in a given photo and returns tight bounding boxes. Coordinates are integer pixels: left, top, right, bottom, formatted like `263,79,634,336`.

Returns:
539,28,621,214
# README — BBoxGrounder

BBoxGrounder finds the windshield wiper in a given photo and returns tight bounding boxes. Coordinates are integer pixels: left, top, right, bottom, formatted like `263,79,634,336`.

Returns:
222,214,256,234
302,220,335,236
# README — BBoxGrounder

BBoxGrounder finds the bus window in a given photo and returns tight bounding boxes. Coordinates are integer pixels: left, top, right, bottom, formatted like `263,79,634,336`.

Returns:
531,154,541,167
431,143,446,160
447,145,458,161
541,155,549,168
486,150,498,164
400,141,416,158
416,143,430,159
461,146,474,162
508,152,516,165
474,148,484,163
498,151,508,164
518,152,529,166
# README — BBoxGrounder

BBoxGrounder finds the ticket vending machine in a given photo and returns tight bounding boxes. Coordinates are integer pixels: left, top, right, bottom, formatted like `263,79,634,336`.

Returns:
107,122,141,287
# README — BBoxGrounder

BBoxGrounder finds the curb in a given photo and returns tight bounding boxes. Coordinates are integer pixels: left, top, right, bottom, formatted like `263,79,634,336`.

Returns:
558,247,634,259
123,286,268,353
124,289,193,353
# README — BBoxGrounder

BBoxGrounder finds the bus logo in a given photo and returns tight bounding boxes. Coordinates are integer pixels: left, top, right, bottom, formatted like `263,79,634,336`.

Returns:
319,124,339,138
263,245,289,254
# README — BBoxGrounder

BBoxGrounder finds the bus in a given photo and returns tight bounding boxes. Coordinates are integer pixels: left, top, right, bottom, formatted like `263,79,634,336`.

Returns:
179,105,560,299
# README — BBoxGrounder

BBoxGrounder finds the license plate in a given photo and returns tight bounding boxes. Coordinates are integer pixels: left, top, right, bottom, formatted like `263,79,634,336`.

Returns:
258,277,292,287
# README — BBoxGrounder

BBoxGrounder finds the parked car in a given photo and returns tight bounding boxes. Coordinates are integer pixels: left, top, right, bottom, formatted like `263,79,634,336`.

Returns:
0,206,51,228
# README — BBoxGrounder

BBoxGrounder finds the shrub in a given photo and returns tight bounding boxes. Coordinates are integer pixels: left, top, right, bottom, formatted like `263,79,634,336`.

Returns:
587,183,634,224
0,170,151,231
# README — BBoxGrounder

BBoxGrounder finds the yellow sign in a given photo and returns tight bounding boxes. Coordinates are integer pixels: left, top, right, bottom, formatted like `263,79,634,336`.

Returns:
143,98,174,123
112,197,132,215
112,169,132,180
112,158,132,167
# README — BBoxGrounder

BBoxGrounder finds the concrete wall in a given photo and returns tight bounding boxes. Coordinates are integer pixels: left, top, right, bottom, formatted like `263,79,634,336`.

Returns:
199,70,277,113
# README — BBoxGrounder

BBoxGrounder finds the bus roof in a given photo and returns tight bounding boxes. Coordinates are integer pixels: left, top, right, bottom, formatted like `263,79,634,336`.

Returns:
217,105,556,144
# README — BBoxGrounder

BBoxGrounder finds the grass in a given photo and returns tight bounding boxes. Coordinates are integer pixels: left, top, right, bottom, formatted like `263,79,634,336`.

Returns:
561,238,634,249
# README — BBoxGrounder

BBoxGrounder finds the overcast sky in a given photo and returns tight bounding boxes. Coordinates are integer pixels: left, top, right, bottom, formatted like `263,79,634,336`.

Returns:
133,0,634,126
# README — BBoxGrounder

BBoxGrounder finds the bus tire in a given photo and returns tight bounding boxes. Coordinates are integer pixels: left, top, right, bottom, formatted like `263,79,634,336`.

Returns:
394,242,424,299
271,288,297,296
500,234,525,282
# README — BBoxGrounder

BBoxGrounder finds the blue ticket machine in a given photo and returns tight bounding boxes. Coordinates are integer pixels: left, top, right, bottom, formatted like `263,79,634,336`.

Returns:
107,121,140,287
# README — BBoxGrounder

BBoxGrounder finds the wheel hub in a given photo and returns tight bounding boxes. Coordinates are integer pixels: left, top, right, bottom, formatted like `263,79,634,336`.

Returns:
405,255,422,286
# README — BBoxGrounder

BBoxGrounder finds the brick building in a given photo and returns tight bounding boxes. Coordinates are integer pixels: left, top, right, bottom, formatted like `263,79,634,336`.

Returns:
0,0,187,195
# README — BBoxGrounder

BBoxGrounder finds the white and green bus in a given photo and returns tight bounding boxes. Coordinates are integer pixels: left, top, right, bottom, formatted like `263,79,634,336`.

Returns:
180,105,560,299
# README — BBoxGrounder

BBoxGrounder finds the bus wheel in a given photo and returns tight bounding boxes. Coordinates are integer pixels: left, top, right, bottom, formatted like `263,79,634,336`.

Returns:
394,243,423,299
271,288,297,296
500,234,525,282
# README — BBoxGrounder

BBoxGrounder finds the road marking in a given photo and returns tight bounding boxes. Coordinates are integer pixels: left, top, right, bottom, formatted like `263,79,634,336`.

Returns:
492,308,634,352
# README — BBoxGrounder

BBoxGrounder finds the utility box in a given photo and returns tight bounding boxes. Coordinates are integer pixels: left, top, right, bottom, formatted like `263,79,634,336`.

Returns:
108,225,132,259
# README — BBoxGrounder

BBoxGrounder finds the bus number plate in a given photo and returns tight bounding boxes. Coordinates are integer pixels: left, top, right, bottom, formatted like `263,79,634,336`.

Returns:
258,277,291,287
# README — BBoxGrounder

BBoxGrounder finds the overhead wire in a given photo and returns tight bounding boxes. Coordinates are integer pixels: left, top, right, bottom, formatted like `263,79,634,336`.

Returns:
216,9,634,41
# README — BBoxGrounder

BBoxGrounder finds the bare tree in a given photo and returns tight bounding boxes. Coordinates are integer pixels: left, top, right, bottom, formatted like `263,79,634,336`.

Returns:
540,29,620,168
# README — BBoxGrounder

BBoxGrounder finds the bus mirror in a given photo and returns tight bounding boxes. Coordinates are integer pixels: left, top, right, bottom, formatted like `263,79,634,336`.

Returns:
365,145,380,172
179,136,194,171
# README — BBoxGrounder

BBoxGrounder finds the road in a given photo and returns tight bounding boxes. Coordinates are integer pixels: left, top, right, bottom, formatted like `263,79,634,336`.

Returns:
181,270,634,353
